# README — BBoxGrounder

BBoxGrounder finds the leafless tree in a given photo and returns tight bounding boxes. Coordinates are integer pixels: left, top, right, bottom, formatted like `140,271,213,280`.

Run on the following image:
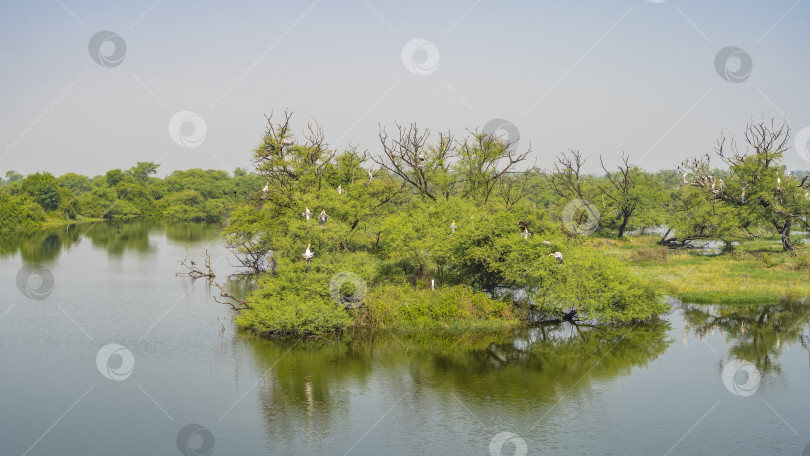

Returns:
598,153,637,237
372,122,455,200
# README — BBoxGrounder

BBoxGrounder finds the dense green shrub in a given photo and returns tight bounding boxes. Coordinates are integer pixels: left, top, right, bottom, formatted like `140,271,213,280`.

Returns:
0,194,46,232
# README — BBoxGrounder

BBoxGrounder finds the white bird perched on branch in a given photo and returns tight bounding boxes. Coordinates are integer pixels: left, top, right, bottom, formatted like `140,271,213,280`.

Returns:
337,184,343,195
548,252,563,264
318,209,329,225
368,169,373,181
302,244,314,261
262,181,269,199
450,220,457,234
777,177,782,191
682,172,689,184
741,191,745,203
302,206,312,221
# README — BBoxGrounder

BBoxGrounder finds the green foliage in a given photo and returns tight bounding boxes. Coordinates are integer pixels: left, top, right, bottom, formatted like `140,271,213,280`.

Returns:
230,114,670,336
20,172,61,211
57,173,92,195
0,194,46,232
126,162,160,183
236,254,375,336
5,170,23,183
527,249,668,323
105,169,126,186
361,284,519,331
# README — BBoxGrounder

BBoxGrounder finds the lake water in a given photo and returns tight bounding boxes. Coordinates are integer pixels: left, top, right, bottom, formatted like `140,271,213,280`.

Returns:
1,221,809,455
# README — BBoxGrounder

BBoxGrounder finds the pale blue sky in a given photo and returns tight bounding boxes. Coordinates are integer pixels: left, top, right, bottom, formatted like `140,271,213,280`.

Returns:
1,0,808,176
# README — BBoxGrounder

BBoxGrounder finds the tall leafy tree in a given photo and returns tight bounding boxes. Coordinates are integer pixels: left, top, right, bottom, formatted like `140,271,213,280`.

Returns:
682,119,810,251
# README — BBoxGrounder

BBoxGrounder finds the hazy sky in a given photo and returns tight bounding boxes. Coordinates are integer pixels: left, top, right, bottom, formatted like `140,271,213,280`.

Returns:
1,0,808,177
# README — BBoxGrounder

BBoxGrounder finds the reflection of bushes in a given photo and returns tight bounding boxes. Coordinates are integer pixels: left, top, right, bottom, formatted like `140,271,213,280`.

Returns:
0,220,222,261
681,299,810,375
243,320,672,443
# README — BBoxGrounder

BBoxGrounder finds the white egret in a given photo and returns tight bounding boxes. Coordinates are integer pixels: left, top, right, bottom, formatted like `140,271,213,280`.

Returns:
337,184,343,195
711,181,716,193
262,181,269,199
368,170,373,181
682,172,688,184
549,252,563,264
318,209,329,225
302,244,314,261
450,220,457,234
302,206,312,221
741,191,745,203
777,177,782,191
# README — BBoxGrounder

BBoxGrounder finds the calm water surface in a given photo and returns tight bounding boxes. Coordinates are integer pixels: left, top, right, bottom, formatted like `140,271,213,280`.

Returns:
1,221,809,455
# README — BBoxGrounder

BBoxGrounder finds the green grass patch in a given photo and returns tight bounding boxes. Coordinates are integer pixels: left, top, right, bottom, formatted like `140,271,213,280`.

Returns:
606,236,810,304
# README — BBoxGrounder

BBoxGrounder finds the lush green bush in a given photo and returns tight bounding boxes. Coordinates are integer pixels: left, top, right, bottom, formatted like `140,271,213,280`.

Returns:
0,194,46,232
361,284,520,331
236,255,363,336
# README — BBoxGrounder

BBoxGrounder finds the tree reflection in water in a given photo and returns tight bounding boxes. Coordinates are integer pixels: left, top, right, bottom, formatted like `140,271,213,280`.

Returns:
0,220,221,262
680,299,810,376
242,321,672,445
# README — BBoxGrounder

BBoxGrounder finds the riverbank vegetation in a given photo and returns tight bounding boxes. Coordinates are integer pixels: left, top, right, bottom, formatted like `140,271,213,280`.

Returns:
5,114,808,336
0,164,262,232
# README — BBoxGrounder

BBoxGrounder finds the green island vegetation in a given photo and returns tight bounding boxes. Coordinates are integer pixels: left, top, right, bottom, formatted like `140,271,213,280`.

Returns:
4,115,809,336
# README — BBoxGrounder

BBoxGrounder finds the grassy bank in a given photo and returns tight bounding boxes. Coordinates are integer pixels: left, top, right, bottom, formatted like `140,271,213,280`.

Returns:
600,236,810,304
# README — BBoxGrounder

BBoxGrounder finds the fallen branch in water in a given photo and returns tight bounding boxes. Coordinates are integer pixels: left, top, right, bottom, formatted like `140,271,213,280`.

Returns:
211,280,251,311
177,248,216,281
177,247,251,311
